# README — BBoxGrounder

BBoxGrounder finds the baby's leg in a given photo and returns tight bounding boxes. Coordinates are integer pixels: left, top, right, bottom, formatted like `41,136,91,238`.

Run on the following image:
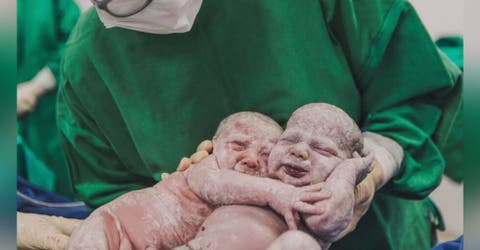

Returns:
67,209,131,250
68,172,212,249
266,230,322,250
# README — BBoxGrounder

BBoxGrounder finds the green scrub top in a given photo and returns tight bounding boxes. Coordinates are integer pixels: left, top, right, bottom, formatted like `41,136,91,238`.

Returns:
17,0,80,197
58,0,462,249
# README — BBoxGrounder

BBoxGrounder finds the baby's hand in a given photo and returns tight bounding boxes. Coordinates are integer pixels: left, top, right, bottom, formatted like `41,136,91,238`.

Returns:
269,182,331,230
301,154,373,241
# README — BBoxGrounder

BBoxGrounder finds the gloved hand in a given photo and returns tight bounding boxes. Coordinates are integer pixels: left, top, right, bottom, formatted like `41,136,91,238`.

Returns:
336,159,383,238
269,182,331,230
160,140,213,180
177,140,213,171
302,153,373,241
17,212,82,250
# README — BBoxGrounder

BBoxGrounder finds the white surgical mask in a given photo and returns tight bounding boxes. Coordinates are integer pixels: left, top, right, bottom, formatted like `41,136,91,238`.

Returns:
95,0,203,34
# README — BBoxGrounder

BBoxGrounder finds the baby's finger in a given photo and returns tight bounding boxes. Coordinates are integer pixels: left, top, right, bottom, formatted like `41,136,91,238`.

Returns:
293,212,301,226
284,211,298,230
301,182,325,192
361,153,375,173
364,153,374,165
299,190,331,202
293,202,325,215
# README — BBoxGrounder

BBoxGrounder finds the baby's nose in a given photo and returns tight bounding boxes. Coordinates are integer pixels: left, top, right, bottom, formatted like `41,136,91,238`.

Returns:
239,157,260,169
290,143,309,160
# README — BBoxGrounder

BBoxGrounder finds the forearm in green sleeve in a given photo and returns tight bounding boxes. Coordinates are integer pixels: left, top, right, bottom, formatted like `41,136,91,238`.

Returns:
362,105,444,199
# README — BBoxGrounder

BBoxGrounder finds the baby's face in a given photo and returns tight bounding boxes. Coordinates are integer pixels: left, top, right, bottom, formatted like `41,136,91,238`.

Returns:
268,126,348,186
213,120,280,177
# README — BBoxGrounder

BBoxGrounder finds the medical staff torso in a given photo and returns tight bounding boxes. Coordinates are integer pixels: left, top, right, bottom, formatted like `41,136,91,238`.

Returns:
60,0,459,249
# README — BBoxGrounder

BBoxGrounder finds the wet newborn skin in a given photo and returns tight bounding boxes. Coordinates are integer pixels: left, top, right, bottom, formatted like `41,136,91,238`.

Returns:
187,103,372,250
67,112,324,250
268,103,372,246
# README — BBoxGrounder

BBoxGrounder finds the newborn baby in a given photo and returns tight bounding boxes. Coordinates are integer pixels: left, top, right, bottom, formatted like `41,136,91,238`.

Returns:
185,103,373,250
67,112,325,249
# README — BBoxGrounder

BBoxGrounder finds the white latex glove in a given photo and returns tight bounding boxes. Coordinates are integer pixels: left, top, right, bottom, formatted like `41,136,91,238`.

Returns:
177,140,213,171
17,212,82,250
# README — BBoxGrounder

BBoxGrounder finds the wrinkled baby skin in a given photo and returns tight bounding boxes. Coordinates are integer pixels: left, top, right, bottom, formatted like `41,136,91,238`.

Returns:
68,112,301,250
184,104,368,250
186,112,330,231
212,112,281,177
268,103,372,246
187,205,289,250
67,172,213,250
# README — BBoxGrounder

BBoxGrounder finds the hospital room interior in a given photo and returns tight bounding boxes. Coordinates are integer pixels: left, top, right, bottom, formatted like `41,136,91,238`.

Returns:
17,0,464,249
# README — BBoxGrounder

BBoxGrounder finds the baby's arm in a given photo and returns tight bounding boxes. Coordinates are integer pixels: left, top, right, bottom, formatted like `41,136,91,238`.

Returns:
185,155,329,229
302,153,373,243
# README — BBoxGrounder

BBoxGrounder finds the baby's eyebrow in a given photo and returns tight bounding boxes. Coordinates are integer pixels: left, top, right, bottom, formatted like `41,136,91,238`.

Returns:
281,132,301,140
310,139,339,155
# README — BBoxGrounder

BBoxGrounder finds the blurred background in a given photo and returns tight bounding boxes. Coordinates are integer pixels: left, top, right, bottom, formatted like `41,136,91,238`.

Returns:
409,0,464,244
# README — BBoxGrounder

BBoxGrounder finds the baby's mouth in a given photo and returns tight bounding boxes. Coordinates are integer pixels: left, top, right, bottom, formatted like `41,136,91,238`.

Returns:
281,163,308,178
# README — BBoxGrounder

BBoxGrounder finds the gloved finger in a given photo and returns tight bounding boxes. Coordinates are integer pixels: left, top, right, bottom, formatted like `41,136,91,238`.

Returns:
363,153,374,170
49,216,83,235
300,182,325,192
284,211,298,230
190,150,209,164
196,140,213,153
338,218,357,239
176,157,192,172
161,172,171,180
299,190,331,202
293,201,325,215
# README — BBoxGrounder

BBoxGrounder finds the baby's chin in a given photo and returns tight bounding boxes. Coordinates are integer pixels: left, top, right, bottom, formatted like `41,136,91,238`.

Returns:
275,171,311,187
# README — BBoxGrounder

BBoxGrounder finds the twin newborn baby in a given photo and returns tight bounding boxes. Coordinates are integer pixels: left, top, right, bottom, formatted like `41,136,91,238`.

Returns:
67,103,373,250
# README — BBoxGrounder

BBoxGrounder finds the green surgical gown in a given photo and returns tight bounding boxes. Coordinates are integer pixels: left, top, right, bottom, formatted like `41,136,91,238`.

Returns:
18,0,80,197
58,0,462,249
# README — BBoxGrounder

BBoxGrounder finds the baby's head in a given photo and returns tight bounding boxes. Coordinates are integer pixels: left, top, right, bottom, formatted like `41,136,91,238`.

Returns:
268,103,362,186
213,112,283,177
